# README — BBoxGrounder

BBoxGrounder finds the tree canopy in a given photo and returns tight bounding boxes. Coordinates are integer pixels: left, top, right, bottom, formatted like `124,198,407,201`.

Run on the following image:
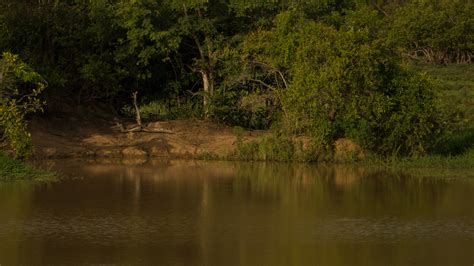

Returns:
0,0,471,157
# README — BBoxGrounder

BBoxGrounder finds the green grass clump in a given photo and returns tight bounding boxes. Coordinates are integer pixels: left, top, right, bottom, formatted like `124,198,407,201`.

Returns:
227,135,325,162
0,152,56,182
361,147,474,178
396,149,474,169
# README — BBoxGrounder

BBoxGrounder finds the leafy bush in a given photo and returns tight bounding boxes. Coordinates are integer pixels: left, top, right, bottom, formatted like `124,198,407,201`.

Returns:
210,89,250,127
388,0,474,64
0,52,45,158
210,87,276,129
242,11,442,156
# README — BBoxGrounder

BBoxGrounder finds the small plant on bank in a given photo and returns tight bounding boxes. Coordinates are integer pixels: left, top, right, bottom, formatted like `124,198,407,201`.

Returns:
0,152,56,182
229,133,327,162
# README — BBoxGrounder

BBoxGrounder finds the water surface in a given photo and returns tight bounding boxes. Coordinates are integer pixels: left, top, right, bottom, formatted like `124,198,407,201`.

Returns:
0,160,473,265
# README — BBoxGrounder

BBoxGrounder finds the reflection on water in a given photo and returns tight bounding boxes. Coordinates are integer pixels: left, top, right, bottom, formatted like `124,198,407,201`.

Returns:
0,160,473,265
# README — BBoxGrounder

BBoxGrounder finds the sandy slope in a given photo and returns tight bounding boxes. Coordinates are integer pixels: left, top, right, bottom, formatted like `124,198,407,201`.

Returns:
29,112,266,159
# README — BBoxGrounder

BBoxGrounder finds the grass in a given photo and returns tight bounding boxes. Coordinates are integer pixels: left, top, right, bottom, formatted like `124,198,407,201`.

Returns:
412,63,474,129
360,147,474,178
0,152,57,182
227,135,287,161
225,134,329,163
411,63,474,156
365,146,474,168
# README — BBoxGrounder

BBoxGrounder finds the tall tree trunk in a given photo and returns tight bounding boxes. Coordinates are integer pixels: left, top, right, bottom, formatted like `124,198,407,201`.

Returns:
201,70,214,118
183,4,215,118
132,91,142,129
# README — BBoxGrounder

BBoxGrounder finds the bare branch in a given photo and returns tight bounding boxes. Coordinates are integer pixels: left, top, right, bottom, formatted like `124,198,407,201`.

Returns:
132,91,142,129
248,78,276,91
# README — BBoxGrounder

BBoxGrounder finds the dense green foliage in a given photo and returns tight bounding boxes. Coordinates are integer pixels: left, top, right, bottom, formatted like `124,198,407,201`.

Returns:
239,11,442,155
388,0,473,64
0,0,472,158
0,52,45,158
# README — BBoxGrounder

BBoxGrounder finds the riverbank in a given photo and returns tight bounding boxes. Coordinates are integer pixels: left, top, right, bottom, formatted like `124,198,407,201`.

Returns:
0,152,56,182
27,109,473,171
26,102,472,165
29,108,271,160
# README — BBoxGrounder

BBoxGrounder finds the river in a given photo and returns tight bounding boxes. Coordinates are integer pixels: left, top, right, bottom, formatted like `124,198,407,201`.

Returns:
0,160,473,265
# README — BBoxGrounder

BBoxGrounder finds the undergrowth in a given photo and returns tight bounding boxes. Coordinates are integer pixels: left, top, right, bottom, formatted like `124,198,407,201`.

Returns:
0,152,57,182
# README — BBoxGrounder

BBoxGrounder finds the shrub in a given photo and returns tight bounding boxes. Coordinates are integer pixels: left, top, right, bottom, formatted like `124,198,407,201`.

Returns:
388,0,474,64
0,52,45,158
242,10,443,156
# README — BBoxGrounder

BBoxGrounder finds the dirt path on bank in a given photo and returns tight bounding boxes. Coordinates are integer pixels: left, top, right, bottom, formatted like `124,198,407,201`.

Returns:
29,109,266,159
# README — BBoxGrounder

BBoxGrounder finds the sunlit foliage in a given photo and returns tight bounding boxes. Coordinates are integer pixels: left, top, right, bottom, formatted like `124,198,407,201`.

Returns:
0,52,45,158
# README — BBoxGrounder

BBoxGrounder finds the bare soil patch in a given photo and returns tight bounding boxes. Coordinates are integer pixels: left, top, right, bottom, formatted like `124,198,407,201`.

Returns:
29,107,265,159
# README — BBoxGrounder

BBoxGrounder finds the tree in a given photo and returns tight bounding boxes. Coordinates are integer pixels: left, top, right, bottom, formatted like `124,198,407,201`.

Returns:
0,52,45,158
115,0,292,117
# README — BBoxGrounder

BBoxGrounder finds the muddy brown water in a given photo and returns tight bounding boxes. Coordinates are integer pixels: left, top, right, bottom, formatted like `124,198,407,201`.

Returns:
0,160,473,265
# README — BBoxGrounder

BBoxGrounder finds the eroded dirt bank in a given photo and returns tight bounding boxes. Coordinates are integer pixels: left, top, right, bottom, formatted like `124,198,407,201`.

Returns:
29,109,266,159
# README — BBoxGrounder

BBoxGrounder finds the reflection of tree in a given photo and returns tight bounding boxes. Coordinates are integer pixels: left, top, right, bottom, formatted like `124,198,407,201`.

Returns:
2,160,472,264
231,163,460,217
0,182,36,264
350,172,450,217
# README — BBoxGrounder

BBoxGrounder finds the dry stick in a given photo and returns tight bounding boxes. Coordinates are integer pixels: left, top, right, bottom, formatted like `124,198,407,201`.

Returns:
113,91,174,134
114,122,174,134
132,91,142,129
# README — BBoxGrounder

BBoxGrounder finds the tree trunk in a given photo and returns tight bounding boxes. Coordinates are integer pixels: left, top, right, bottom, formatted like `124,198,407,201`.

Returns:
132,91,142,129
182,4,215,118
201,70,214,118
